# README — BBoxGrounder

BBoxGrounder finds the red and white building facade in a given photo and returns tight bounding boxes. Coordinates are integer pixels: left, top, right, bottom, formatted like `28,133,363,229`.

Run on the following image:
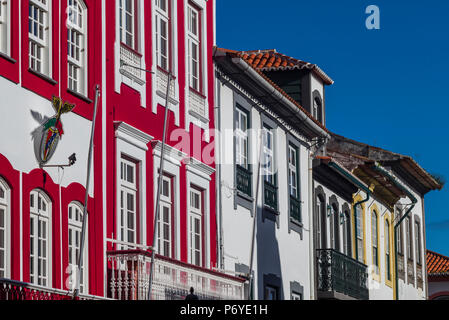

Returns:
0,0,245,300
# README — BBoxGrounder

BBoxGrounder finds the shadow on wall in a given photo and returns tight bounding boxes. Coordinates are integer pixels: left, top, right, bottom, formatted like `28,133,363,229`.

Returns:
256,205,283,300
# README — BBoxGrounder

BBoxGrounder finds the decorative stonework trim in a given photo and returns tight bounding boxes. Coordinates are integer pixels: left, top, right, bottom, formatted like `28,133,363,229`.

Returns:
185,157,215,179
152,141,188,166
114,122,154,151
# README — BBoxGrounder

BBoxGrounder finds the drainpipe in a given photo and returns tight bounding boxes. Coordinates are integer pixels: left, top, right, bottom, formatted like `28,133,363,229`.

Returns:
371,163,417,301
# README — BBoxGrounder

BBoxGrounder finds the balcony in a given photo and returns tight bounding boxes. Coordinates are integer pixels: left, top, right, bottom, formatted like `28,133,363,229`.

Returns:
119,43,145,85
0,279,107,301
189,88,208,120
107,250,246,300
264,181,278,212
236,165,252,197
316,249,369,300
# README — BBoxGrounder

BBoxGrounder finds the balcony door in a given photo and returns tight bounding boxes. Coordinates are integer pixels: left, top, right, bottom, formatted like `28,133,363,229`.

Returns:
315,194,327,250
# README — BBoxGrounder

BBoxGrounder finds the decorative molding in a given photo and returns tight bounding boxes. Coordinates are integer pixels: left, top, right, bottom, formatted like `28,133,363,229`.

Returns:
152,141,188,166
185,157,215,180
114,122,154,151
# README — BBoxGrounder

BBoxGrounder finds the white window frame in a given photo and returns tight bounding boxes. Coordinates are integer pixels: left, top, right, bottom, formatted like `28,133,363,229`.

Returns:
115,0,147,107
356,206,364,263
288,145,298,198
151,0,180,126
235,108,249,170
371,210,379,274
153,141,186,261
185,157,213,268
414,220,421,265
406,216,412,260
119,157,138,247
67,0,88,95
158,175,173,258
186,3,200,92
385,219,392,281
0,178,11,279
119,0,136,50
262,125,275,185
189,188,202,267
154,0,169,71
184,0,209,139
29,0,52,76
67,202,88,294
29,189,52,287
0,0,11,56
115,122,153,250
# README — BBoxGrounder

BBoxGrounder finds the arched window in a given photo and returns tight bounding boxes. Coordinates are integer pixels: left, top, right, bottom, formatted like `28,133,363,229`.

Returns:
67,0,87,95
343,210,352,257
316,194,326,250
355,204,364,263
385,219,392,283
68,202,88,294
312,94,323,124
330,203,340,252
30,189,52,287
372,210,379,274
0,178,11,278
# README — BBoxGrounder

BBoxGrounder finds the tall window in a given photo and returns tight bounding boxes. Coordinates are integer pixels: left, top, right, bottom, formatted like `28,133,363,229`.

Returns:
0,179,10,278
119,158,138,247
0,0,9,55
187,3,201,91
316,195,326,249
265,286,278,300
331,204,340,252
158,175,172,258
355,205,364,263
30,189,51,287
406,216,413,261
415,220,421,265
372,210,379,273
396,209,404,255
235,107,249,170
119,0,137,50
263,126,275,185
288,145,299,199
67,0,87,95
343,211,351,256
385,219,392,282
29,0,51,75
189,188,203,267
68,202,88,294
155,0,170,71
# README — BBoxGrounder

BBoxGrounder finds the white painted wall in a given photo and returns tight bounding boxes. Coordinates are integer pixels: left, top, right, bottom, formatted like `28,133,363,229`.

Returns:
217,76,313,300
0,77,93,195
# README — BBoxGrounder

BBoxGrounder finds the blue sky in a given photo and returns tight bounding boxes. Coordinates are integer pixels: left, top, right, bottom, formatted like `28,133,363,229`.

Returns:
217,0,449,256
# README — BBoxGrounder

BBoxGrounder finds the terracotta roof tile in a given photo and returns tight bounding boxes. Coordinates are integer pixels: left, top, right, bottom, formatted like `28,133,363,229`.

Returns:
213,47,330,135
236,49,334,85
427,250,449,275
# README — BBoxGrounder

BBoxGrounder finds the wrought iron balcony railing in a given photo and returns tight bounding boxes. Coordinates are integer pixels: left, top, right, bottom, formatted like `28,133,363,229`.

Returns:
236,165,252,197
107,250,246,300
316,249,369,300
0,278,107,300
264,181,278,212
290,196,301,223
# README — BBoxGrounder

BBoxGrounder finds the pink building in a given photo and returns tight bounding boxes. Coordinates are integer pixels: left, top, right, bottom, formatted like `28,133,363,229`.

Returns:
0,0,245,300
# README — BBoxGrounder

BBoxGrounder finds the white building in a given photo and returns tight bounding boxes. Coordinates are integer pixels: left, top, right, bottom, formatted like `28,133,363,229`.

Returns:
214,48,332,300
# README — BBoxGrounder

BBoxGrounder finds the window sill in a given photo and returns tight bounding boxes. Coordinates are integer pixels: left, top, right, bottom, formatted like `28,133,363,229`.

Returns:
120,42,142,58
263,204,279,216
0,52,16,64
189,109,209,124
67,88,93,104
28,68,57,85
290,218,303,228
237,191,253,202
189,87,206,99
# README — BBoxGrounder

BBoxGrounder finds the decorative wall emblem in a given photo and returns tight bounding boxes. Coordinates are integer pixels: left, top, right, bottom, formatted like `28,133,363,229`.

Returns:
33,96,75,166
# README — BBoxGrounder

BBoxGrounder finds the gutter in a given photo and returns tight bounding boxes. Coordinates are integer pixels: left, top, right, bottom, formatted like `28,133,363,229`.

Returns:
230,57,331,141
371,163,418,301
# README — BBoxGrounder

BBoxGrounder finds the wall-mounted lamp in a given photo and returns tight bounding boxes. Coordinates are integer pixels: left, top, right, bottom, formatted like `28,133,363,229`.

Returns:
40,153,77,169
